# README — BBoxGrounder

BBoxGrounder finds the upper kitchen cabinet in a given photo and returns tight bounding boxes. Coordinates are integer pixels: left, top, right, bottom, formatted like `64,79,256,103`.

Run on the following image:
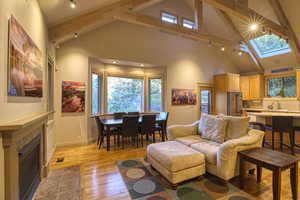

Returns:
296,70,300,99
240,75,264,100
214,73,240,93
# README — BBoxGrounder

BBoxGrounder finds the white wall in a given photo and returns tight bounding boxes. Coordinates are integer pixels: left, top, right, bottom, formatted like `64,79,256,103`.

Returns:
55,0,239,146
0,0,49,199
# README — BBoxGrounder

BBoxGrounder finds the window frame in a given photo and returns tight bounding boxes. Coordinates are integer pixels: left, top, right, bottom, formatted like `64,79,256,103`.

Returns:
106,75,145,114
148,77,163,112
249,34,292,58
264,72,297,99
91,72,102,115
182,17,196,30
160,11,179,25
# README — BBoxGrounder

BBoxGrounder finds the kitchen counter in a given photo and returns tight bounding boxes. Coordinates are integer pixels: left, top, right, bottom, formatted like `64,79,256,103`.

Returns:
247,112,300,118
243,108,300,114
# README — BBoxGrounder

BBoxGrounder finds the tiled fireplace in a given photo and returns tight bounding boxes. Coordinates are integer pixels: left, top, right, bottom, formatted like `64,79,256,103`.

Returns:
0,113,49,200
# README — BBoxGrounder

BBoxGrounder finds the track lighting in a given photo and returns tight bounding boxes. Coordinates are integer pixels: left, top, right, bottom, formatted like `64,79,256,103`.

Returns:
74,32,78,38
70,0,77,9
208,41,212,47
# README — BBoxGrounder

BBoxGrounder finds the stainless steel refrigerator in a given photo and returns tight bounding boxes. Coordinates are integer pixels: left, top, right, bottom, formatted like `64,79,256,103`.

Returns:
215,92,243,116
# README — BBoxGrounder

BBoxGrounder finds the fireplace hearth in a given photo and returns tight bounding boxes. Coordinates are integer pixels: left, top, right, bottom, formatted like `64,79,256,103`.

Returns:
19,135,41,200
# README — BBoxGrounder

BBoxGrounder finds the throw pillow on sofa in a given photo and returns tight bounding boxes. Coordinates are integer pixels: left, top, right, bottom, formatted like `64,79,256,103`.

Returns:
198,113,228,143
218,115,250,140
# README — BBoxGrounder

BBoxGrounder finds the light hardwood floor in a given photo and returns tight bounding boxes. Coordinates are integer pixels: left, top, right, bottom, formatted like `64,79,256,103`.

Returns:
51,134,300,200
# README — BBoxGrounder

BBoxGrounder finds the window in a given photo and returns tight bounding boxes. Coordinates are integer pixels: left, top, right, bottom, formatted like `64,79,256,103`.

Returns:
200,89,212,114
250,34,291,58
107,77,144,113
161,12,178,24
92,73,101,114
149,78,162,111
267,75,296,97
182,19,195,30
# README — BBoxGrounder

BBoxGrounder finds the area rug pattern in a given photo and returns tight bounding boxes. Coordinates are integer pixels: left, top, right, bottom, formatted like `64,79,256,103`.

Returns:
117,159,255,200
33,166,81,200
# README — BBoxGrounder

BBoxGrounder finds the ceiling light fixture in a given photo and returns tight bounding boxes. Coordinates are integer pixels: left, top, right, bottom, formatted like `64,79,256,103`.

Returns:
238,51,243,56
74,32,78,38
208,41,212,47
220,46,225,51
262,27,267,34
140,64,145,67
112,61,118,64
70,0,77,9
249,23,258,31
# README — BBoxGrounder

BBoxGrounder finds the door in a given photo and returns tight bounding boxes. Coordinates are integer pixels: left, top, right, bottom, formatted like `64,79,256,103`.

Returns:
200,87,213,114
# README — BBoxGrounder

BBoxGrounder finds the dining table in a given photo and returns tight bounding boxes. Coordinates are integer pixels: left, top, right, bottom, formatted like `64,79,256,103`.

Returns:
100,113,168,151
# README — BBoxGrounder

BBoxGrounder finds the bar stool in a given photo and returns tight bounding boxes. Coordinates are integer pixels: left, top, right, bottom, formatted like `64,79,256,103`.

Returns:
266,116,295,155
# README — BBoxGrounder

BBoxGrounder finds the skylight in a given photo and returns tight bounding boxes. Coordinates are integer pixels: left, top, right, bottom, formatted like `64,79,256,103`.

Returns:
161,12,177,24
249,34,291,58
182,19,195,30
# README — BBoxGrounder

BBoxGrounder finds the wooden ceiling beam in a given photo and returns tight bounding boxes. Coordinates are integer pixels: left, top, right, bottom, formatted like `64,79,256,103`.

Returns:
268,0,300,64
216,9,264,72
114,11,231,46
201,0,288,38
49,0,164,43
194,0,203,30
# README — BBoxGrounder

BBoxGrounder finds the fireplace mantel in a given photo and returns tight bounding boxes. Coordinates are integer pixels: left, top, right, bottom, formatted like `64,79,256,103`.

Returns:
1,112,52,200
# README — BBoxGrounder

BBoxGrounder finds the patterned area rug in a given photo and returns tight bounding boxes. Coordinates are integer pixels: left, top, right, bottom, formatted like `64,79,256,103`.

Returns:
117,159,255,200
33,166,81,200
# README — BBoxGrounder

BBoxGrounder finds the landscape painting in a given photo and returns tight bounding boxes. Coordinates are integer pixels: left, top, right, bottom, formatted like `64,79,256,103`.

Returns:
62,81,86,113
8,15,43,97
172,89,197,105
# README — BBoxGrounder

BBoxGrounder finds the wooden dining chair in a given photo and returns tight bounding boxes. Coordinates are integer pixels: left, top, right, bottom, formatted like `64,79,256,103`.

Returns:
140,115,156,146
267,116,295,154
120,116,140,149
95,116,105,149
155,112,169,141
95,116,119,149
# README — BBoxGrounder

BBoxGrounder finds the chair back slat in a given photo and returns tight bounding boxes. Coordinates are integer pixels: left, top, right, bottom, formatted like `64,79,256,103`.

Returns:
122,116,140,137
141,115,156,133
127,112,140,116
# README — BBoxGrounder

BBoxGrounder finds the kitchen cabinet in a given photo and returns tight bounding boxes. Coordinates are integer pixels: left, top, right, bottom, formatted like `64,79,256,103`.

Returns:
240,75,264,100
214,73,240,92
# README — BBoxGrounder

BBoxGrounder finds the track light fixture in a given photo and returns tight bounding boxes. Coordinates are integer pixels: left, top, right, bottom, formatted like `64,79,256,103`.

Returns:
74,32,78,38
70,0,77,9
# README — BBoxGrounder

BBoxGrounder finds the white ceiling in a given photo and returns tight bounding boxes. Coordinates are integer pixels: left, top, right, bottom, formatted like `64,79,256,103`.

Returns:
38,0,300,72
38,0,120,26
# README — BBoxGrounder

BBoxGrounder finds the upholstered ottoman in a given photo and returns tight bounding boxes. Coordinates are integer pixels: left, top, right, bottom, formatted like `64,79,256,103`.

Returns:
147,141,205,188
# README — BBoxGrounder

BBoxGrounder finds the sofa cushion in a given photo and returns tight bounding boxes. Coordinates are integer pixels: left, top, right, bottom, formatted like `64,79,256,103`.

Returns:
221,115,250,140
147,141,205,172
175,135,207,146
190,141,220,165
198,113,228,143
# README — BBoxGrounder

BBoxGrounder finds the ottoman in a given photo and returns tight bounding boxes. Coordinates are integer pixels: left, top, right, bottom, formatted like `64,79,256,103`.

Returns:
147,141,205,188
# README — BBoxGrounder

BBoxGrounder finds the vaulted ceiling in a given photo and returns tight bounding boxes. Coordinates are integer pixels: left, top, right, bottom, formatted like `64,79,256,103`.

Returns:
37,0,300,73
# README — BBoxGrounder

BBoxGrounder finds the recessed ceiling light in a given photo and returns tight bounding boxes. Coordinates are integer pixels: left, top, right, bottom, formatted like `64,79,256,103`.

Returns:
249,23,258,31
112,61,118,64
140,64,145,67
74,33,78,38
220,46,225,51
238,51,243,56
70,0,77,9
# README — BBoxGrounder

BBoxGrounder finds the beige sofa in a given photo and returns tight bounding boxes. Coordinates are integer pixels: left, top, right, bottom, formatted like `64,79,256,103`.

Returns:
167,117,265,181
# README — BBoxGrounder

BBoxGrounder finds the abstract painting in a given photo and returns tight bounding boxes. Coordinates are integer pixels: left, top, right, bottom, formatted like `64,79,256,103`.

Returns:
8,16,43,97
172,89,197,105
62,81,85,113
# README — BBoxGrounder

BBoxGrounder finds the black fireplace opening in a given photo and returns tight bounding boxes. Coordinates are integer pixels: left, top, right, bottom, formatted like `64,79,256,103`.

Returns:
19,135,41,200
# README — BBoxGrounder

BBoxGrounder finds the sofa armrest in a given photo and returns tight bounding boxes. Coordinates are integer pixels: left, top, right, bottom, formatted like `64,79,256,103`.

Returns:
167,121,200,140
216,129,265,180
